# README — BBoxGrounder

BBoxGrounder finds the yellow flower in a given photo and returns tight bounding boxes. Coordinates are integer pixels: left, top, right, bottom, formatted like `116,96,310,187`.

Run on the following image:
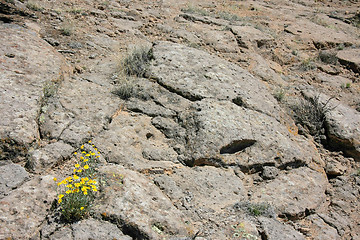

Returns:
74,152,77,155
66,184,73,188
75,164,80,168
85,154,90,157
96,156,100,158
94,148,97,151
58,194,64,199
88,140,92,143
73,169,77,172
84,165,89,169
81,151,86,154
58,199,62,204
83,191,88,195
77,169,82,173
75,183,81,187
73,175,79,180
80,156,84,160
80,207,84,210
91,152,95,156
80,145,84,149
84,158,89,162
66,190,71,194
53,177,57,182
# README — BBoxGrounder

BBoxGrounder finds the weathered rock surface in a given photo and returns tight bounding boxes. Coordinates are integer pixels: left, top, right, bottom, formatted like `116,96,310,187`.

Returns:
250,167,328,219
0,23,69,161
94,164,192,239
0,163,29,197
1,0,360,239
48,219,132,240
0,175,56,240
231,25,274,49
259,217,306,240
177,99,318,170
149,42,283,119
336,48,360,73
27,141,74,172
285,19,359,49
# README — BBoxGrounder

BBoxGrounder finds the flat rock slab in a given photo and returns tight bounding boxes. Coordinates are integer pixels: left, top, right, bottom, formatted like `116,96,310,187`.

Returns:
0,175,56,239
177,99,317,170
336,49,360,73
231,25,275,49
250,167,327,219
149,41,283,120
49,219,132,240
259,217,306,240
0,23,69,159
94,165,192,239
154,166,245,213
0,163,29,197
95,111,178,170
285,20,359,49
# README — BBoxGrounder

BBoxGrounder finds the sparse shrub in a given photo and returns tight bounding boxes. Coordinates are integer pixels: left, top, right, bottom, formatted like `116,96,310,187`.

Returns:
300,58,316,71
60,23,74,36
231,223,258,239
181,6,209,16
53,141,100,222
26,1,43,11
121,46,153,77
273,88,286,103
112,78,135,100
290,95,335,139
318,51,338,64
217,11,241,21
234,201,275,217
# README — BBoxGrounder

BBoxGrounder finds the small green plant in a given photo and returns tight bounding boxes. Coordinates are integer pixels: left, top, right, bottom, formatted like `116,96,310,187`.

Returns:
217,11,241,21
121,46,153,77
60,23,74,36
291,95,335,139
181,5,209,16
300,58,316,71
54,141,100,222
356,168,360,176
231,223,258,240
246,202,271,216
273,88,286,103
112,78,136,100
26,1,43,11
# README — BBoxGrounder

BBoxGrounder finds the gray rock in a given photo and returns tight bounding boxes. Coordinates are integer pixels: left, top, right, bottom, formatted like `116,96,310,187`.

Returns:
259,217,306,240
305,215,340,240
201,29,239,53
285,19,359,49
0,175,57,239
261,166,279,180
231,25,275,49
177,99,317,170
95,112,178,170
251,167,327,219
154,166,246,215
0,24,70,161
27,141,74,172
336,49,360,73
94,165,192,239
149,42,283,120
0,163,29,197
72,219,131,240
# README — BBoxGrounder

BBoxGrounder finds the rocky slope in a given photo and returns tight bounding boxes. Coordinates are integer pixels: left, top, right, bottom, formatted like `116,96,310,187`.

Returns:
0,0,360,239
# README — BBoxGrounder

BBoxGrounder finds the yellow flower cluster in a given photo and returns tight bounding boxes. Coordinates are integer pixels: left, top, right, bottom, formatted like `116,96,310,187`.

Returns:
53,140,100,221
